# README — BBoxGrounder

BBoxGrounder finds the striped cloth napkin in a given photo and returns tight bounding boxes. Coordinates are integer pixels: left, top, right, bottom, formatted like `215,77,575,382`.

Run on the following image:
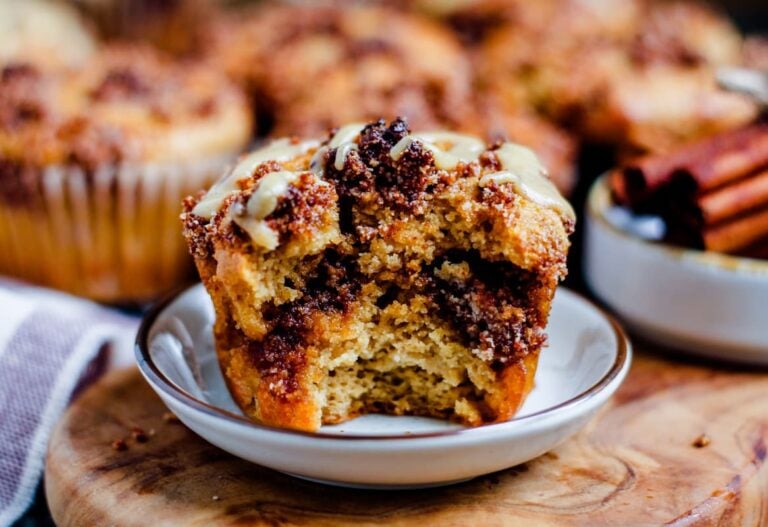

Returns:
0,279,139,527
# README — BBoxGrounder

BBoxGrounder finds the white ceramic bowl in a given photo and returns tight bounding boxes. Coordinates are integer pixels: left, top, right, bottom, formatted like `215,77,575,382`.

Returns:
585,175,768,364
136,284,630,489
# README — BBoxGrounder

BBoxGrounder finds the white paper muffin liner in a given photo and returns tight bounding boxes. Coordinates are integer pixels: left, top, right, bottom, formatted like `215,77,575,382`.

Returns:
0,154,233,303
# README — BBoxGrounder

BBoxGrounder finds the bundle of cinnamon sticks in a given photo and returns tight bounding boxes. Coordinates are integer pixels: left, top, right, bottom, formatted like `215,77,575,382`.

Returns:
611,122,768,258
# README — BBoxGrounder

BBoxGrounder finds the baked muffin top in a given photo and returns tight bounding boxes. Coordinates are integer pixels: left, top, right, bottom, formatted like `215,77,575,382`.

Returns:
413,0,644,45
0,45,251,168
478,0,756,152
185,119,573,277
207,3,474,137
0,0,97,68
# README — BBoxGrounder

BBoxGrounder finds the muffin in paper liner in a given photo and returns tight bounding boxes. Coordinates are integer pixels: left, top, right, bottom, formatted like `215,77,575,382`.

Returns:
0,46,252,302
0,156,232,302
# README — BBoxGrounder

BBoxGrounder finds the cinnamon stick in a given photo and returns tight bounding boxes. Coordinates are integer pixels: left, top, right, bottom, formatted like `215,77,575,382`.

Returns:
697,168,768,226
615,123,768,207
702,207,768,253
736,238,768,260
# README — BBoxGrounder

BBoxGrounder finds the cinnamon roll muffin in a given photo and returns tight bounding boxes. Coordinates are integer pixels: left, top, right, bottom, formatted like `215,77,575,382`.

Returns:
183,119,574,432
0,46,251,302
479,0,758,154
206,3,474,137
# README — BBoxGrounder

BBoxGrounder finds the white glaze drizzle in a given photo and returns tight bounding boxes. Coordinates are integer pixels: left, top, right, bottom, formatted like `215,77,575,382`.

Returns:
229,170,299,250
334,142,357,170
246,170,298,220
387,132,572,219
310,123,365,176
480,143,575,220
192,138,317,219
389,131,486,170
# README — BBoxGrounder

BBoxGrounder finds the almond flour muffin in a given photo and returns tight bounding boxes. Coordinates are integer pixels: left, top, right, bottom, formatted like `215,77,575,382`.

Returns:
0,46,251,302
206,3,475,138
183,119,574,432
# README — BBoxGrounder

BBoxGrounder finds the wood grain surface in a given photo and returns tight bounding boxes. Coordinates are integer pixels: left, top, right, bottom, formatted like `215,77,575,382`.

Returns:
45,346,768,526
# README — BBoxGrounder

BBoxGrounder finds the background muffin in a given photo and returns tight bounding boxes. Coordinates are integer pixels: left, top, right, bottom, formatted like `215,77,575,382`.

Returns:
70,0,221,56
0,0,97,68
206,3,476,137
478,0,758,155
203,1,577,193
410,0,643,46
0,45,251,302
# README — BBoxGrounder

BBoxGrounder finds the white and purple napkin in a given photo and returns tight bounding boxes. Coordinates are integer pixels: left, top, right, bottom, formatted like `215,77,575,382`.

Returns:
0,279,139,527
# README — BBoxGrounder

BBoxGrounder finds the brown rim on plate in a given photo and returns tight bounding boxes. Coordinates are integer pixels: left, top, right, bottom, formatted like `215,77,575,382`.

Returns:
135,285,631,441
589,174,768,275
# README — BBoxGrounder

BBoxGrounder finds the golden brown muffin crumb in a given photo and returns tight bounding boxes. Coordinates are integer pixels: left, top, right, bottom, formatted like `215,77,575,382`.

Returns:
183,118,573,431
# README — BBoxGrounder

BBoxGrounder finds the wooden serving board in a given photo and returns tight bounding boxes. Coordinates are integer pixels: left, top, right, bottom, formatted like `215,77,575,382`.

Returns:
46,345,768,526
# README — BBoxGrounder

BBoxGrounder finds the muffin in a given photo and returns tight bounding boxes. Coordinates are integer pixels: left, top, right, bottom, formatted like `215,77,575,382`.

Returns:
0,0,97,67
71,0,223,56
479,0,758,154
206,3,475,137
411,0,642,46
0,46,251,302
183,119,574,432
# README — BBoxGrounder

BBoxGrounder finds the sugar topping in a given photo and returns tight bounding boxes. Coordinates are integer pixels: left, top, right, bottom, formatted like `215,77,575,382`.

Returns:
191,124,574,251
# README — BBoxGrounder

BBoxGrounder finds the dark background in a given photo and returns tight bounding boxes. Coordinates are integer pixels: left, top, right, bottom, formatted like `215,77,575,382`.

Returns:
722,0,768,32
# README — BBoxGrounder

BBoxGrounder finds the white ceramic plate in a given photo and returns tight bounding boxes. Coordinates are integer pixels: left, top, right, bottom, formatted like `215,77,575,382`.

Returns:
585,175,768,364
135,284,630,489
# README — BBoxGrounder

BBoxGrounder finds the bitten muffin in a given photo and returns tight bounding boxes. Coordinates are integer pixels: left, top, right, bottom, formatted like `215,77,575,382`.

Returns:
183,119,574,432
0,45,251,302
479,0,758,154
206,3,475,137
0,0,97,68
